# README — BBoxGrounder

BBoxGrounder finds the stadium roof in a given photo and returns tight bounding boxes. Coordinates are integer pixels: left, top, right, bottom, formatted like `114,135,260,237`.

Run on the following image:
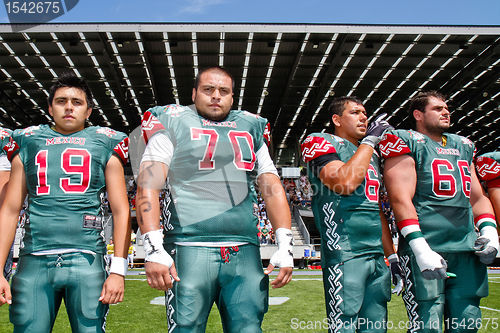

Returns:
0,23,498,165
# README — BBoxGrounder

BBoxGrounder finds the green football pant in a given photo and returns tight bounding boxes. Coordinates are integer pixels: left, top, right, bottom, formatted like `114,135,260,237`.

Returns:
400,251,488,333
10,252,108,333
322,254,391,333
165,244,269,333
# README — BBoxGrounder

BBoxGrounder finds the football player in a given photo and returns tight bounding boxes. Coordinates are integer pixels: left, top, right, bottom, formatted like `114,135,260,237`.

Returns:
135,66,293,332
0,72,131,332
301,96,402,332
380,91,498,332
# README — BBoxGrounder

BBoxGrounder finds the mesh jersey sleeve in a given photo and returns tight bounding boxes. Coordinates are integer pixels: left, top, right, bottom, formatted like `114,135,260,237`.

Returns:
379,131,411,159
476,153,500,188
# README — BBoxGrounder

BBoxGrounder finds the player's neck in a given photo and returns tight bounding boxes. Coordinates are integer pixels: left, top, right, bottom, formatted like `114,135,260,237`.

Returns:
416,128,445,145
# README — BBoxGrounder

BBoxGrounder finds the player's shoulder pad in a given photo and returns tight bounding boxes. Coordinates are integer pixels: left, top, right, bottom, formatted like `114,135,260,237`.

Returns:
94,126,129,164
234,110,271,145
148,104,187,118
379,129,413,159
446,133,475,149
476,152,500,182
301,133,341,163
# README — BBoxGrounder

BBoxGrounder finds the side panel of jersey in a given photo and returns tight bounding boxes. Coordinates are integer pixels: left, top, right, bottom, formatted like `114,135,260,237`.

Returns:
476,151,500,188
380,130,476,253
142,105,269,245
9,125,128,255
301,133,383,265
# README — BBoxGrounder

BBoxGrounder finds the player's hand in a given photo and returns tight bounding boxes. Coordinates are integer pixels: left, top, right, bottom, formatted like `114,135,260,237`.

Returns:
361,113,394,148
264,228,293,288
0,276,12,306
99,273,124,304
145,261,180,291
409,237,448,280
474,235,499,265
142,229,180,290
387,254,405,295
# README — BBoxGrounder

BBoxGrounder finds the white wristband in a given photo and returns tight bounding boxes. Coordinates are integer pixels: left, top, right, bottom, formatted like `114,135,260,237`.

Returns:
110,256,128,276
276,228,293,249
408,237,432,257
142,229,173,268
387,253,399,264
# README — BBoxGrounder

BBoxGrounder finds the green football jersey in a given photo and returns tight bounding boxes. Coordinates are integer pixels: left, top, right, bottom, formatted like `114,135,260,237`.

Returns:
380,129,477,253
142,105,271,245
476,151,500,189
0,127,12,164
6,125,129,255
301,133,384,266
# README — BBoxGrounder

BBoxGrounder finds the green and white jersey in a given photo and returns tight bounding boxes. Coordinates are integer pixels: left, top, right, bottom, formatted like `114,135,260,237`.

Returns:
301,133,384,266
141,105,271,246
379,129,476,254
0,127,12,170
6,125,129,255
476,151,500,189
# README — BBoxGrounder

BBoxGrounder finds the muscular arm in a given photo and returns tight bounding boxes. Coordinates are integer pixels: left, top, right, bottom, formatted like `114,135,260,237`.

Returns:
0,156,27,305
382,155,418,221
469,162,495,218
136,160,167,233
319,144,375,195
488,187,500,233
258,173,291,231
0,170,10,204
100,155,131,304
380,209,395,257
258,172,293,288
136,160,178,290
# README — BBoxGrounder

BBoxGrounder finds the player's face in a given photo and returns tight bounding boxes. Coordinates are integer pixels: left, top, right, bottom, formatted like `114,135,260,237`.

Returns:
416,96,450,134
332,101,368,144
192,70,234,121
49,87,91,135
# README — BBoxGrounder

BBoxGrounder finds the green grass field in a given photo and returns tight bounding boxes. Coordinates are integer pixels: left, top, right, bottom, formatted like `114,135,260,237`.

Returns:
1,269,499,332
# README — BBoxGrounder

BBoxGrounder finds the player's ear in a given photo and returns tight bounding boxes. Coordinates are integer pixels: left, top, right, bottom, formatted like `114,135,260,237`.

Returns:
192,87,196,103
331,114,341,127
413,109,423,122
48,105,53,117
85,107,92,119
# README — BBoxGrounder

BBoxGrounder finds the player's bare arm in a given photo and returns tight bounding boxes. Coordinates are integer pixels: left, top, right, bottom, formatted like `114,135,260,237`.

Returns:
384,154,447,279
136,160,179,290
319,145,375,195
488,187,500,233
380,209,405,295
469,163,495,216
0,155,27,305
258,172,293,288
99,155,131,304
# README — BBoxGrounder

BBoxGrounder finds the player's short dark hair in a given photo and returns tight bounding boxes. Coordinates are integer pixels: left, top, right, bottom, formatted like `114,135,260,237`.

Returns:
408,91,447,128
47,71,94,108
328,96,364,116
194,66,235,91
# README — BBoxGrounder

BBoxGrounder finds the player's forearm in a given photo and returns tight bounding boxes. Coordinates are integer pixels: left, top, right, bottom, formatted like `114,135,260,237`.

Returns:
136,186,162,233
111,214,131,259
258,173,291,230
488,188,500,229
380,210,396,257
320,144,374,194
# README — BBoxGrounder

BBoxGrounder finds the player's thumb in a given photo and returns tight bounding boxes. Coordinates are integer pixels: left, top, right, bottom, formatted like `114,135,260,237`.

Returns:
1,287,12,304
98,285,106,302
170,263,180,282
264,263,275,275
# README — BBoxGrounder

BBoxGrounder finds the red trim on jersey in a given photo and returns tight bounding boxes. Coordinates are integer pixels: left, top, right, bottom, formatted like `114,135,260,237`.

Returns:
300,136,337,163
474,214,496,226
113,137,129,165
396,218,419,231
487,177,500,189
5,137,19,162
475,156,500,181
141,111,166,144
263,122,271,147
379,133,411,158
